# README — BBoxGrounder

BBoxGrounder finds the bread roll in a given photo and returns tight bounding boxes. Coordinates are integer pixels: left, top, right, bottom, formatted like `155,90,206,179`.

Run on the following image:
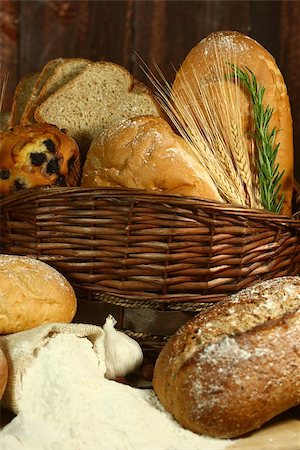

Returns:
0,348,8,400
0,123,80,195
0,255,77,334
81,115,223,202
153,276,300,438
172,31,294,215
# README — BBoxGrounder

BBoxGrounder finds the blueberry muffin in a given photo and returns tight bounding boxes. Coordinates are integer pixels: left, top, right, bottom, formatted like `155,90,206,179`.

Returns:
0,123,80,195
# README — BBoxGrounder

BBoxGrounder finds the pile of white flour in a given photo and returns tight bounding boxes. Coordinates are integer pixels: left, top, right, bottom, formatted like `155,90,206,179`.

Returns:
0,334,231,450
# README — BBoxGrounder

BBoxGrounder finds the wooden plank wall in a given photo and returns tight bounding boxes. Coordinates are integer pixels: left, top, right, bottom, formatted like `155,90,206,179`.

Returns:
0,0,299,180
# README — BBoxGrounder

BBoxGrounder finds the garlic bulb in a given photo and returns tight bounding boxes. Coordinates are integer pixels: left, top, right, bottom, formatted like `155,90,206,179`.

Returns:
103,315,143,379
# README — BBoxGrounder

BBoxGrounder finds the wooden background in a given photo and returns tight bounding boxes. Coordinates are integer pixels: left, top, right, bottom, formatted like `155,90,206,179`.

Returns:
0,0,299,180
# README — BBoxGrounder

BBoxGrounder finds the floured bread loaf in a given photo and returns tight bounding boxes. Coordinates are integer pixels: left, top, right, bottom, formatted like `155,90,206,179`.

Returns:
0,255,77,334
172,31,294,215
153,276,300,438
81,115,223,202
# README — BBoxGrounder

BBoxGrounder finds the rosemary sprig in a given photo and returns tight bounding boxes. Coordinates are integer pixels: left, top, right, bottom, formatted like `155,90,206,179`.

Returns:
230,64,284,214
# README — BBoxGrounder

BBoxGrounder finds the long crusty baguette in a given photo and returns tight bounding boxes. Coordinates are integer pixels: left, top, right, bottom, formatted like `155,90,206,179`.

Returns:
172,31,294,215
153,276,300,438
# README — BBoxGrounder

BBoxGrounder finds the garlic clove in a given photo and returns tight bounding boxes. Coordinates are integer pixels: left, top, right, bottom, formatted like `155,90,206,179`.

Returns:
103,315,143,380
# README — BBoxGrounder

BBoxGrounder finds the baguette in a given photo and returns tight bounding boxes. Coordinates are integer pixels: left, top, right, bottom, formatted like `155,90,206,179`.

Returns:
172,31,294,215
153,276,300,438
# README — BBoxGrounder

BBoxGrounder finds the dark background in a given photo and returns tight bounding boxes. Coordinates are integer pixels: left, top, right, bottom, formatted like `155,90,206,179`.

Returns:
1,0,299,180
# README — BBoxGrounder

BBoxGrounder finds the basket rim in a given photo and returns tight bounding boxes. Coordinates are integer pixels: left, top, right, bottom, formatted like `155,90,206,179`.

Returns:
1,185,299,226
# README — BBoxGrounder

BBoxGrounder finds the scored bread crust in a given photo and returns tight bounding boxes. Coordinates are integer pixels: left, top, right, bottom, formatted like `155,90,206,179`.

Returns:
153,276,300,438
81,115,224,202
0,255,77,334
172,31,294,215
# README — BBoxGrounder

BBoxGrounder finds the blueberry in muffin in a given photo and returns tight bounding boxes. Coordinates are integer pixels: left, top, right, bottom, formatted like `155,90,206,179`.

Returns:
0,123,80,195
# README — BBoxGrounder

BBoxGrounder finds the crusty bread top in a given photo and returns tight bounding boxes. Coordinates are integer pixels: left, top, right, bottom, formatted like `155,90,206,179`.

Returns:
154,276,300,403
173,31,294,215
158,276,300,362
153,276,300,437
10,72,39,127
81,115,223,202
34,61,163,152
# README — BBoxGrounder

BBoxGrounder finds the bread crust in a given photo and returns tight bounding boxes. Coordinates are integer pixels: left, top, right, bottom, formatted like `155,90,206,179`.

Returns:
81,115,223,202
173,31,294,215
0,255,77,334
153,276,300,438
10,72,39,127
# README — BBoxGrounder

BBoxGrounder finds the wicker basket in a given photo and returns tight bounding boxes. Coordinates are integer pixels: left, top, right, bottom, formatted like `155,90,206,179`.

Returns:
1,185,300,351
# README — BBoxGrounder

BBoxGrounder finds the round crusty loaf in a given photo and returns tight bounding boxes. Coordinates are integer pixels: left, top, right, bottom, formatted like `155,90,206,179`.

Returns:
81,115,223,202
0,123,80,196
172,31,294,215
153,276,300,438
0,255,77,334
0,348,8,400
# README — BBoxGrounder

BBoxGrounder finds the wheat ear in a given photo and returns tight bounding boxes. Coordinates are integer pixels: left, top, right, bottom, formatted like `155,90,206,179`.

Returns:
0,72,9,113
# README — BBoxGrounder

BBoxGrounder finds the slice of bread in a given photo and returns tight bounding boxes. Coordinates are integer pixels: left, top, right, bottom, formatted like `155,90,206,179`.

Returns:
0,111,10,131
30,58,90,120
34,61,163,154
10,72,39,127
20,58,65,125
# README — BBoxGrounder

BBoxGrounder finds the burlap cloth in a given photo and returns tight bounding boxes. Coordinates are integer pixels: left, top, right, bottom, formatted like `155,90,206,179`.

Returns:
0,323,104,414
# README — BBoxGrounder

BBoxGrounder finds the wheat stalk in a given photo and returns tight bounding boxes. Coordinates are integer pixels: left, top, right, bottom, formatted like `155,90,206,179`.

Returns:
0,72,8,113
142,48,262,209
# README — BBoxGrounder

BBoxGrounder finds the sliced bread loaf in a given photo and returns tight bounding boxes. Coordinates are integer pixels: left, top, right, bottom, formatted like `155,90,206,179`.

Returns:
34,61,163,153
30,58,90,120
10,72,39,126
20,58,64,125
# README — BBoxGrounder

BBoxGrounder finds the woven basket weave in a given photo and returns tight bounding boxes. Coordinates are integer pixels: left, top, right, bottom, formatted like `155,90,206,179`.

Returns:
1,185,300,349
